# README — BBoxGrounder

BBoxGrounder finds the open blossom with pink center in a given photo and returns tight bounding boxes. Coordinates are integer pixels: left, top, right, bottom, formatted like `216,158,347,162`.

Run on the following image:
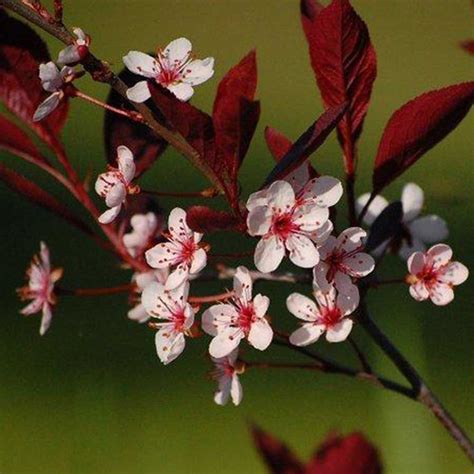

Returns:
246,177,342,273
145,207,207,290
211,348,243,406
128,269,169,323
123,37,214,103
142,280,195,364
95,146,139,224
357,183,448,260
57,27,90,65
287,285,358,346
202,266,273,358
33,61,74,122
17,242,63,336
407,244,468,306
313,227,375,297
123,212,161,257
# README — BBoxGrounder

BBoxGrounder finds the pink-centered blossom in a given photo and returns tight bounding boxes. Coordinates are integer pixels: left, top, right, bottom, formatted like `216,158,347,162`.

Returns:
123,37,214,103
141,280,195,364
211,348,243,406
288,285,358,345
246,177,342,273
145,208,207,290
357,183,448,259
123,212,161,257
313,227,375,297
202,266,273,358
407,244,468,306
128,269,169,323
57,28,90,65
33,61,74,122
17,242,63,336
95,146,139,224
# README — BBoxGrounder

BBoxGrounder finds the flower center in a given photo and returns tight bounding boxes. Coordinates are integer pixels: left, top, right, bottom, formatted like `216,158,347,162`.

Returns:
237,304,256,335
320,306,342,328
157,67,181,86
271,213,298,240
179,238,198,265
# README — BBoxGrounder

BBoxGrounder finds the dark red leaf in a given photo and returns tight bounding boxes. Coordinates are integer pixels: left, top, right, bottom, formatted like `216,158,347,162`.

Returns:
301,0,377,173
0,9,69,146
0,114,49,167
373,82,474,192
306,432,382,474
263,102,347,187
251,425,304,474
0,163,94,236
149,84,219,178
460,40,474,55
264,126,293,161
186,206,239,233
104,67,167,177
213,50,260,174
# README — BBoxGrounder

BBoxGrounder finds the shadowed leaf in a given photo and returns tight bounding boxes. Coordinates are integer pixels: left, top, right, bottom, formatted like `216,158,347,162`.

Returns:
373,82,474,192
186,206,239,233
0,9,68,146
365,201,403,252
263,102,347,187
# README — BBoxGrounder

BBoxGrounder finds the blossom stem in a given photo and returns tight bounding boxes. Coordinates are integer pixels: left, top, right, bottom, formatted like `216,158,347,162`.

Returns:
141,188,219,199
359,306,474,463
246,361,325,371
58,284,135,296
348,336,373,373
188,290,234,304
209,252,254,259
71,89,144,122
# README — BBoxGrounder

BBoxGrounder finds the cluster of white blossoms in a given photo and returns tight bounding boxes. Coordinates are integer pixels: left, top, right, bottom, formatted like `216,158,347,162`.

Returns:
33,28,90,122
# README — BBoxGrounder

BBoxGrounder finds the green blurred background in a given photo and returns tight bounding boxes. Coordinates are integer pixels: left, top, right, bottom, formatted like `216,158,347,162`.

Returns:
0,1,473,472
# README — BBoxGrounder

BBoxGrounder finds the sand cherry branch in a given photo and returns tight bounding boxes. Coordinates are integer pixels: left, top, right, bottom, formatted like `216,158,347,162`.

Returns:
71,88,144,123
53,0,62,23
271,335,414,399
358,305,474,463
348,336,373,373
188,290,234,304
0,0,226,194
58,283,135,297
245,361,325,371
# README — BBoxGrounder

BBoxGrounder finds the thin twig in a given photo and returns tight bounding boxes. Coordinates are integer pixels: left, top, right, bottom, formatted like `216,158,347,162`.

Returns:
58,283,134,296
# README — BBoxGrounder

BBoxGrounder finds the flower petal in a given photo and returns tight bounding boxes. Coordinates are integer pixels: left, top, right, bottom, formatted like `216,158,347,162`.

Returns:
234,266,253,302
190,248,207,274
156,329,186,365
286,293,317,321
293,203,329,232
336,227,366,254
409,282,429,301
336,284,359,315
401,183,424,222
127,304,150,323
409,215,449,244
407,251,426,274
289,323,324,346
117,145,135,183
429,283,454,306
253,294,270,318
145,242,179,268
427,244,453,269
248,319,273,351
303,176,343,207
285,234,319,268
254,235,285,273
202,304,237,336
326,319,353,342
165,264,190,290
246,206,271,236
266,180,295,211
209,328,244,358
214,377,232,406
399,238,426,261
126,80,151,103
182,57,214,85
123,51,159,78
39,304,53,336
285,164,310,194
98,205,121,224
57,45,81,65
168,207,192,240
343,252,375,278
246,189,268,211
167,82,194,102
164,37,192,64
39,62,62,92
141,281,169,317
439,262,469,286
105,182,126,207
230,375,243,406
33,92,62,122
